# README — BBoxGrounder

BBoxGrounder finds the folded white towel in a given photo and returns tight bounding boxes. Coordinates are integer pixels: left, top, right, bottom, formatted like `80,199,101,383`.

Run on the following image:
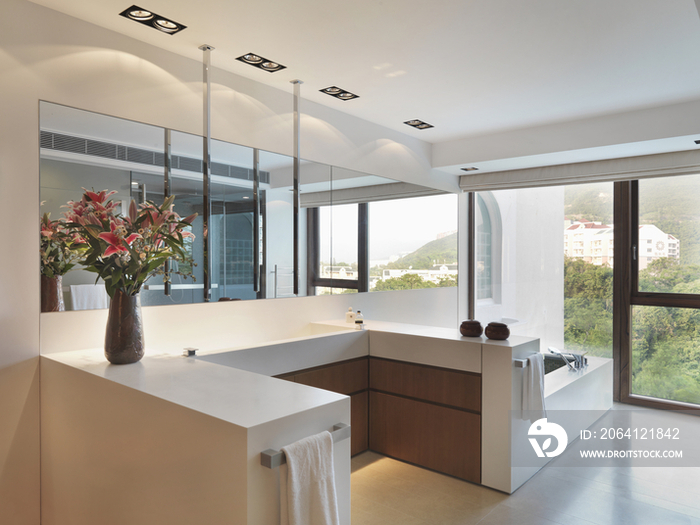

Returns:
70,284,110,310
522,353,546,421
280,431,339,525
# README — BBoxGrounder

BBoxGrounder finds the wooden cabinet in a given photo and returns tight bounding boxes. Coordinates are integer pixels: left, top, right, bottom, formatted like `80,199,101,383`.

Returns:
275,357,369,456
369,357,481,484
276,355,482,481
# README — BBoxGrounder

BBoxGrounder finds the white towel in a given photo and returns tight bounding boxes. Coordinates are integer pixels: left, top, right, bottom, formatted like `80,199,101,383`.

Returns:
280,431,339,525
70,284,110,310
522,353,546,421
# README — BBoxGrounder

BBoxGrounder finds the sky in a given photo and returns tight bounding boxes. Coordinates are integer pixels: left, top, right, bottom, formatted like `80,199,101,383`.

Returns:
319,194,459,266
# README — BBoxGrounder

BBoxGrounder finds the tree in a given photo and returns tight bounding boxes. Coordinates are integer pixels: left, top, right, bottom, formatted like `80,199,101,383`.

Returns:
373,274,436,291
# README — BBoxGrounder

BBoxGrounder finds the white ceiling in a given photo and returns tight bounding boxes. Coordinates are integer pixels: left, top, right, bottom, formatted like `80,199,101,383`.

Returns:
27,0,700,172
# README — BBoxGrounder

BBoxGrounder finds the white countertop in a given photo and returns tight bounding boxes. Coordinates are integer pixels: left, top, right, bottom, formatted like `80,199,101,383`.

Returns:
43,349,347,430
313,319,538,346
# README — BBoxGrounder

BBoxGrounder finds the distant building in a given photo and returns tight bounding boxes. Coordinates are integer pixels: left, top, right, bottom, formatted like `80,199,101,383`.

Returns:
638,225,680,270
564,221,614,266
564,221,680,269
377,263,457,288
320,265,356,280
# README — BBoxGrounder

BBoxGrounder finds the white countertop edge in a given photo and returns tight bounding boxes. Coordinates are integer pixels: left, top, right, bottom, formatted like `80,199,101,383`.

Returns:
43,349,348,430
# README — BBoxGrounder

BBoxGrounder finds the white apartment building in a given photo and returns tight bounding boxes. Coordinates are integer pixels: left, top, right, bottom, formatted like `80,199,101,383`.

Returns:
565,221,679,269
638,224,680,270
564,221,614,266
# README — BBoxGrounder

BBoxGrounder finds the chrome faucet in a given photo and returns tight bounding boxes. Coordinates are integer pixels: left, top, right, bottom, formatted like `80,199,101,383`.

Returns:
547,347,586,371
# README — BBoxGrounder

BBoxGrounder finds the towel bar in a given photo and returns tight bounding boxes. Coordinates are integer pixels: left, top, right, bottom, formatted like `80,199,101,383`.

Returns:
514,358,529,368
260,423,350,469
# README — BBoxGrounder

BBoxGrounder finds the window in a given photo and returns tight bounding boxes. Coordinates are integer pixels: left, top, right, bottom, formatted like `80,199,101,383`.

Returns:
369,194,458,292
619,175,700,408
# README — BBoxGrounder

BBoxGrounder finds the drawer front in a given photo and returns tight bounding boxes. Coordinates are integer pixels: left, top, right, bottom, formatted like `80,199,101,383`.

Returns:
351,391,369,456
369,391,480,483
370,357,481,413
294,357,368,395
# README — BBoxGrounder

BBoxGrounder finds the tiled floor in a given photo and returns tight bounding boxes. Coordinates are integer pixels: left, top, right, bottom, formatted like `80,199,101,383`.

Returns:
351,407,700,525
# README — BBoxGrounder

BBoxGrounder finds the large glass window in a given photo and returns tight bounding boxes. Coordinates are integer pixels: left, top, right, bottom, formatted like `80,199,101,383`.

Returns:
318,203,359,291
627,174,700,406
369,194,458,292
637,174,700,293
475,182,614,360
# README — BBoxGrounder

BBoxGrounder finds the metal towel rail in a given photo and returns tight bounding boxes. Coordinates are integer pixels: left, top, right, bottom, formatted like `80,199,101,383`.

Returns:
260,423,351,469
514,358,529,368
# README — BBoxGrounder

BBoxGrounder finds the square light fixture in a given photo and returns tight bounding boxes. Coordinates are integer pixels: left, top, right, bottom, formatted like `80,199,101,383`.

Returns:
236,53,286,73
461,167,479,172
320,86,359,101
119,5,186,35
404,119,433,130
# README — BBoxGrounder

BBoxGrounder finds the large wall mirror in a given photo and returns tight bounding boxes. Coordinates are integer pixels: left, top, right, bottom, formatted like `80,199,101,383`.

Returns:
40,101,458,311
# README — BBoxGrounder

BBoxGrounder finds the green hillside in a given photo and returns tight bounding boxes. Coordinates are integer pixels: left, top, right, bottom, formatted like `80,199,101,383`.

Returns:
385,232,457,270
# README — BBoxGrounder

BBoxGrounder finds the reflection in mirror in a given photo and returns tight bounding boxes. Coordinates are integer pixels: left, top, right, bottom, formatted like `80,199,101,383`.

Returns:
40,102,455,313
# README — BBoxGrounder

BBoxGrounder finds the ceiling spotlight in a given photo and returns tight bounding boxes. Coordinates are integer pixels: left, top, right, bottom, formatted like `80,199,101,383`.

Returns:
404,119,433,130
242,54,263,64
236,53,286,72
119,5,186,35
461,167,479,172
127,8,153,20
320,86,359,101
154,18,179,32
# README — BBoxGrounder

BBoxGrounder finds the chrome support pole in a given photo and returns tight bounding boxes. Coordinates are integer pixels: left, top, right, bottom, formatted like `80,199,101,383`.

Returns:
253,148,260,294
199,44,214,302
164,128,172,297
467,191,476,320
290,79,303,296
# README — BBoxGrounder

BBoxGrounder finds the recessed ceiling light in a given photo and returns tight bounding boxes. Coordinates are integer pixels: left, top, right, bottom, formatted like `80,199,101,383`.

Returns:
461,167,479,172
320,86,359,101
154,18,179,32
236,53,286,72
404,119,433,130
127,8,153,20
119,5,186,35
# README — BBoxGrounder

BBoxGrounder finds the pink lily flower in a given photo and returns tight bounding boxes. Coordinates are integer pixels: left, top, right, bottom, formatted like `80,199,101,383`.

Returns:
98,231,142,257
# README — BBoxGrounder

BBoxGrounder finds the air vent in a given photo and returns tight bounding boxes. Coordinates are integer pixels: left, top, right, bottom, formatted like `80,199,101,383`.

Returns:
53,133,87,154
126,148,157,165
40,130,271,182
86,140,118,159
40,130,53,149
177,156,202,173
211,162,229,177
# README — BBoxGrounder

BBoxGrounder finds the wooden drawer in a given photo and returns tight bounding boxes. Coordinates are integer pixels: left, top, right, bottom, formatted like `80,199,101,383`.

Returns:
294,357,368,395
351,391,368,456
369,391,480,483
370,357,481,413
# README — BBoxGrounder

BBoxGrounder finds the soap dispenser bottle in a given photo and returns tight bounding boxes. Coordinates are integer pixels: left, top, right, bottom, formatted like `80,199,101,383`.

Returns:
346,307,356,323
355,310,364,330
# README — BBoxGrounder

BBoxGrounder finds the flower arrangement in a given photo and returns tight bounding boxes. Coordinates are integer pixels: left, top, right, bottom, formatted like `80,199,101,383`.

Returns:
40,212,87,278
63,189,197,298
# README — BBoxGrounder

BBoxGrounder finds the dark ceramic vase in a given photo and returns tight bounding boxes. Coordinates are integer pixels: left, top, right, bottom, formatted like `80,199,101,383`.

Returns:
41,274,65,312
485,322,510,341
105,289,144,364
460,320,483,337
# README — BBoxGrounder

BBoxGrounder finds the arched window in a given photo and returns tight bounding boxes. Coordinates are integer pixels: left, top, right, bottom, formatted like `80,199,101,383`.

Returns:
476,192,502,303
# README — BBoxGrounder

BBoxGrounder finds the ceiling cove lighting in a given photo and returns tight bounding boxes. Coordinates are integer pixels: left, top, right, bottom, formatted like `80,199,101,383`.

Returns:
461,167,479,172
236,53,286,73
404,119,433,130
320,86,359,101
119,5,186,34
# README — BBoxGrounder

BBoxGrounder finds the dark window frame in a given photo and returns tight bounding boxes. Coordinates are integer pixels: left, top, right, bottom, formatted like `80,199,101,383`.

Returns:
615,179,700,411
306,203,369,295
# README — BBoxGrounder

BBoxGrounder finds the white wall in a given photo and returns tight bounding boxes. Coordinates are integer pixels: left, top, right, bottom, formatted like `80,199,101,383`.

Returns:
0,2,455,521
